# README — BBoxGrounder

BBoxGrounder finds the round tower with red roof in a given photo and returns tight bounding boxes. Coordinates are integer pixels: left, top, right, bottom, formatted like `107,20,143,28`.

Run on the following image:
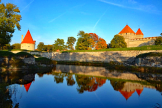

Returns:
21,30,36,51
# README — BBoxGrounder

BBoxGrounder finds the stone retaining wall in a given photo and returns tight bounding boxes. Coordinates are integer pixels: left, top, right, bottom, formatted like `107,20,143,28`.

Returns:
40,50,162,63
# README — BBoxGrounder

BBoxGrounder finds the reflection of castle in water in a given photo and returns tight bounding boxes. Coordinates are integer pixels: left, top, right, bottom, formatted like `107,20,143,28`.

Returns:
117,82,155,100
55,65,162,99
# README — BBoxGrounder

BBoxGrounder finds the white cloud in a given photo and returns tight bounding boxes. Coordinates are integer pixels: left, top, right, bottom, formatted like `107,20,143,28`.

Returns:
98,0,160,14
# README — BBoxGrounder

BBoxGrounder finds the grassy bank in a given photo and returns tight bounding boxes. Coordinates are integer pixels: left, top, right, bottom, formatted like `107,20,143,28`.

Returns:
62,45,162,53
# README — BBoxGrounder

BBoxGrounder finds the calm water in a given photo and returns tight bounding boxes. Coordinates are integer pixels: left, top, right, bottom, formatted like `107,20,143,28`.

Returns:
0,65,162,108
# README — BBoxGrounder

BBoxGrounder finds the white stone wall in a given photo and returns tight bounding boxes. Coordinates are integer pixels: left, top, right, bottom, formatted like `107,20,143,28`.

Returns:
40,50,162,63
21,43,35,51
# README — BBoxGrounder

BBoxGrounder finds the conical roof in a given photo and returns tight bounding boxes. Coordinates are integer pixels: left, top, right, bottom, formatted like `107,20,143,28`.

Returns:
21,30,35,44
119,25,135,34
119,90,135,100
24,82,32,92
136,89,143,96
136,28,144,35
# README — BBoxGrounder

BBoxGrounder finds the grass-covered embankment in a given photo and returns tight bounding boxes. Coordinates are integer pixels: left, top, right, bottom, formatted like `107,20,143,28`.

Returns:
136,52,162,58
62,45,162,53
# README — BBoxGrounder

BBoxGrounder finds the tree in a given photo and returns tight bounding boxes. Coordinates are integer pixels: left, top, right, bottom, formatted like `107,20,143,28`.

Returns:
43,45,53,51
37,42,44,51
75,31,94,50
66,37,76,50
110,35,127,48
0,3,21,49
12,43,20,49
95,38,107,50
155,37,162,45
53,38,65,51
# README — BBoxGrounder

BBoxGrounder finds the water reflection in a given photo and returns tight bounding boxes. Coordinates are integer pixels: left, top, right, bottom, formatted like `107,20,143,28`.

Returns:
0,65,162,108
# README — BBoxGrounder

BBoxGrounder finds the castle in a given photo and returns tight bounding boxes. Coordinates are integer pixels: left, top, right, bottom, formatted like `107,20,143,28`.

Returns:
21,30,36,51
118,25,157,47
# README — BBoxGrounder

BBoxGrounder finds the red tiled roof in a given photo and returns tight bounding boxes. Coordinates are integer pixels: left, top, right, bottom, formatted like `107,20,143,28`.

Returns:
21,30,35,44
136,28,144,35
119,90,135,100
119,25,135,34
136,89,143,96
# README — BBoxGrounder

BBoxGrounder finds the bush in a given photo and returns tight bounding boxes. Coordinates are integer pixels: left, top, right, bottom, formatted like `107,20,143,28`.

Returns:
35,57,56,65
15,52,33,57
155,37,162,45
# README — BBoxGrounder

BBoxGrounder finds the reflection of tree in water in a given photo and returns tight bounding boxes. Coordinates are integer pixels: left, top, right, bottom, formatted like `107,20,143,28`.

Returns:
110,80,125,91
37,73,44,78
75,75,106,93
54,73,65,84
0,83,13,108
155,83,162,95
66,74,75,86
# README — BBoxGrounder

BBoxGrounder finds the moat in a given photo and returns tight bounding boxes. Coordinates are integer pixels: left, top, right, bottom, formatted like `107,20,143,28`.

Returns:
1,65,162,108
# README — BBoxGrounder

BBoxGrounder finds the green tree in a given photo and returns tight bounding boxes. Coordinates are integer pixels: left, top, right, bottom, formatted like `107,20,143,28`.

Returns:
0,3,21,49
110,35,127,48
66,37,76,50
75,31,93,50
12,43,20,49
155,37,162,45
53,38,65,51
37,42,44,51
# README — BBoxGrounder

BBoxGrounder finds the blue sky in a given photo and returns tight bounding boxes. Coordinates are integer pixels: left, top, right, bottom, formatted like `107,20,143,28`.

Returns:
2,0,162,47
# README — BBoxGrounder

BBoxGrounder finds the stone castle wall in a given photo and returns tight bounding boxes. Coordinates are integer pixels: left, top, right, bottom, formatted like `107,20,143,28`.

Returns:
41,50,162,63
128,37,156,47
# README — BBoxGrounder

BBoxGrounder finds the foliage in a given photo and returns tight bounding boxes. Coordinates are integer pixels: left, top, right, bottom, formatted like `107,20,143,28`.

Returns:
110,35,127,48
110,80,125,91
37,42,44,51
0,51,14,57
66,37,76,50
95,38,107,50
53,38,66,51
15,52,33,57
0,3,21,49
12,43,20,49
75,31,94,50
136,52,162,58
43,45,53,52
155,37,162,45
75,75,106,93
54,73,65,83
35,57,57,65
66,74,75,86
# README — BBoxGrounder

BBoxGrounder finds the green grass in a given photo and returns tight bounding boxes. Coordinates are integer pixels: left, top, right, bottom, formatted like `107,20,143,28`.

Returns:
0,51,33,57
136,52,162,58
0,51,15,57
62,45,162,53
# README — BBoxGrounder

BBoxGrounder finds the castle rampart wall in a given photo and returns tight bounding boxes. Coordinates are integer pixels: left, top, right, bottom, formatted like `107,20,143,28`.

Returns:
128,37,157,47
